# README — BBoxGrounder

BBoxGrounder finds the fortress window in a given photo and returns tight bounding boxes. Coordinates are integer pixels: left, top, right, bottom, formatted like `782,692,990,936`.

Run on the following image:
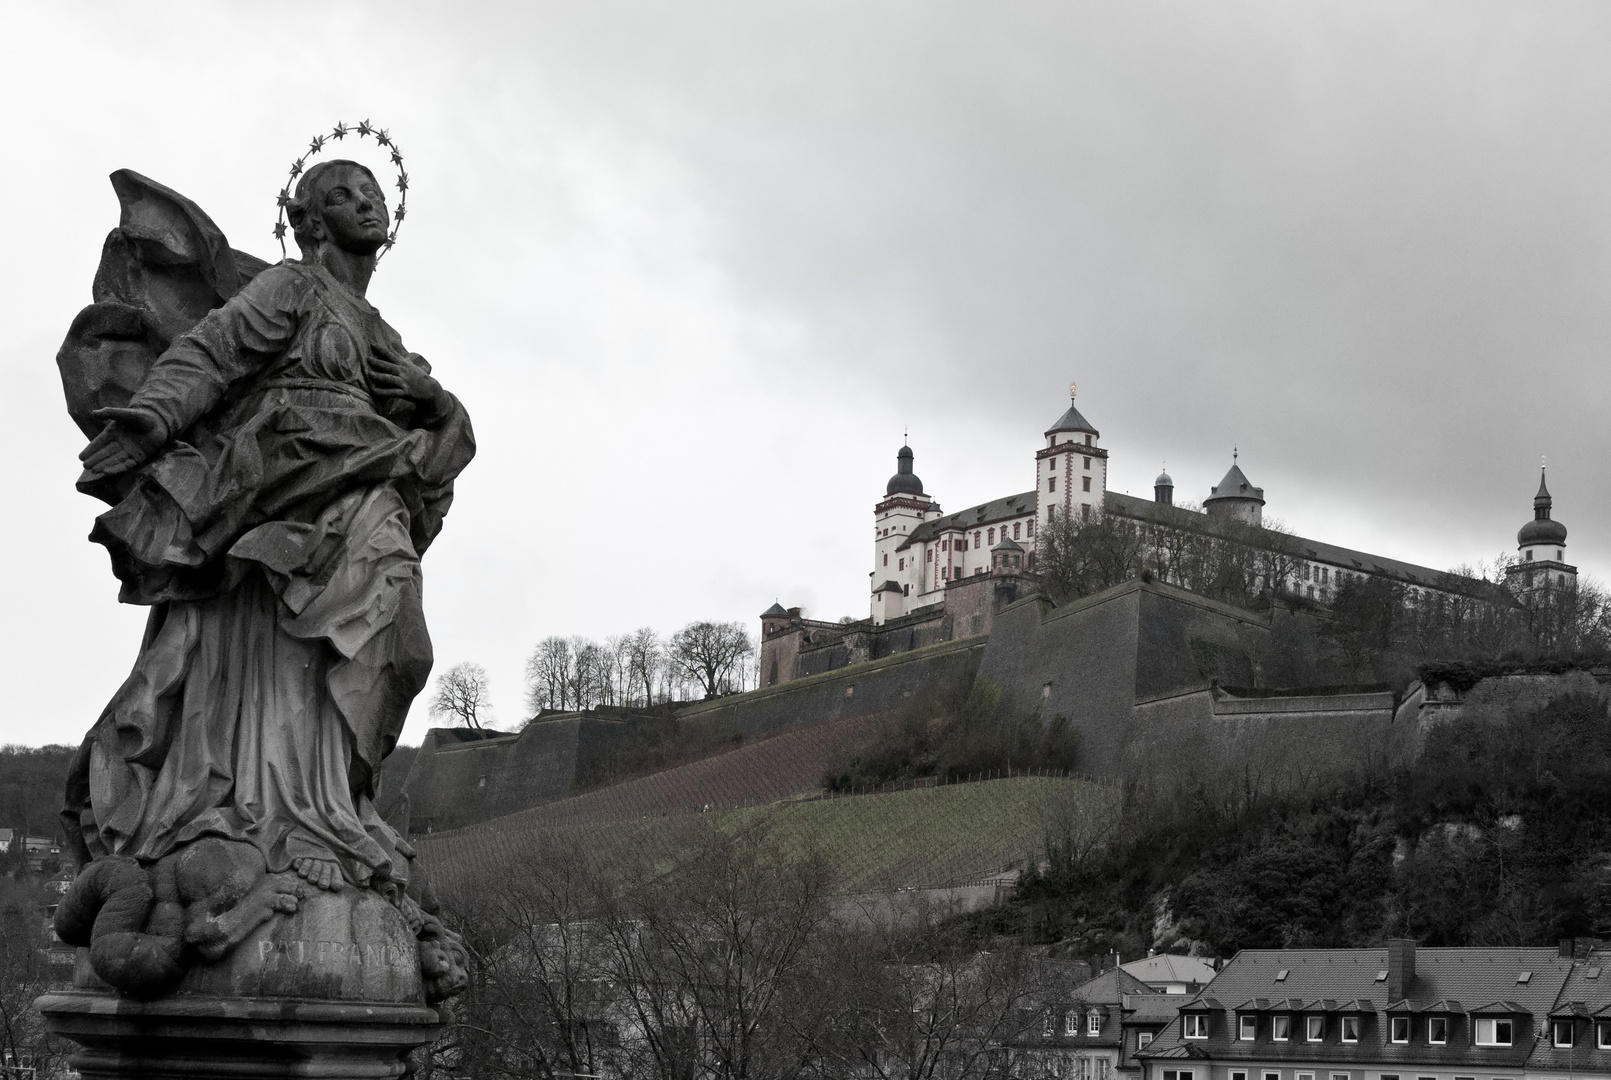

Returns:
1027,519,1035,536
1527,550,1534,561
1082,504,1092,522
1050,476,1057,492
1014,523,1021,539
1084,456,1091,469
1083,477,1091,492
1085,434,1093,446
898,558,904,571
926,549,932,562
883,554,888,566
975,531,982,546
988,528,995,544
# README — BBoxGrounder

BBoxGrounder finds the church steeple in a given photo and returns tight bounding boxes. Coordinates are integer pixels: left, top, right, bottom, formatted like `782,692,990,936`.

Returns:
1508,463,1576,595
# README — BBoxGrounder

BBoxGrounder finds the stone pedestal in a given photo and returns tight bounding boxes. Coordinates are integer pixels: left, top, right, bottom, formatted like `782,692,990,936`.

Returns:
37,886,443,1079
36,992,441,1080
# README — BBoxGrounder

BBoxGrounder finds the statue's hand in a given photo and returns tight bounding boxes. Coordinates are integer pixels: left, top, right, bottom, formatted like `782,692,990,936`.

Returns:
370,351,445,409
80,407,169,480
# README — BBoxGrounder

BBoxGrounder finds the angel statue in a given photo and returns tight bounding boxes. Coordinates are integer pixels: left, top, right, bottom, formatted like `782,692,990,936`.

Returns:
50,152,473,1003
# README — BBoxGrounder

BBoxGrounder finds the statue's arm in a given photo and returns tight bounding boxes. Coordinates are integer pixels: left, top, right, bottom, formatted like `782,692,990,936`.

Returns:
128,267,304,439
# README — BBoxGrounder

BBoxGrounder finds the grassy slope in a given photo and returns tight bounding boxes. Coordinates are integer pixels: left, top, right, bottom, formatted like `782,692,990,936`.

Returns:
420,774,1118,899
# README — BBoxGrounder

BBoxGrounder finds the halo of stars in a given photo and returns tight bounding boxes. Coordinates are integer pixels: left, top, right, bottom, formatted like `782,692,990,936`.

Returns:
273,120,408,263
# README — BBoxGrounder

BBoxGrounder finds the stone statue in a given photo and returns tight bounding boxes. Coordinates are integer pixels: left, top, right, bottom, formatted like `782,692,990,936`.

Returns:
39,132,472,1079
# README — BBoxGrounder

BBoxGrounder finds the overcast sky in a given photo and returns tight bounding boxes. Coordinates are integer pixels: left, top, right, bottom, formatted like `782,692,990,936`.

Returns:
4,1,1610,747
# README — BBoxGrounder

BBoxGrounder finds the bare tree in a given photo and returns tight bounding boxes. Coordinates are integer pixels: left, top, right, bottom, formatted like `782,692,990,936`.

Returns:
430,662,493,729
626,627,662,707
668,621,754,699
525,636,574,714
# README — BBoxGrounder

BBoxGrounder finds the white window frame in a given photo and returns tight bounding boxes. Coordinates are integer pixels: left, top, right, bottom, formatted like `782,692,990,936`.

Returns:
1427,1016,1448,1046
1065,1011,1077,1036
1390,1016,1410,1044
1553,1020,1575,1048
1297,1071,1315,1080
1599,1021,1611,1050
1089,1012,1102,1036
1342,1016,1360,1043
1307,1016,1325,1042
1240,1014,1257,1041
1263,1072,1280,1080
1474,1018,1514,1047
1272,1016,1291,1042
1332,1073,1350,1080
1183,1014,1209,1040
1231,1072,1248,1080
1137,1032,1153,1049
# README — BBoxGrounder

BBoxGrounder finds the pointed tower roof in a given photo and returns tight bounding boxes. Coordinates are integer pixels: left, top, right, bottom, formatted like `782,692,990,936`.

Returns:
761,602,789,617
1046,382,1099,437
1205,457,1265,506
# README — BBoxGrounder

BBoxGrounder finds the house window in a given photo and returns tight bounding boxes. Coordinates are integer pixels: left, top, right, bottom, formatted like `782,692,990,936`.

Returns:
1083,477,1092,492
1240,1015,1257,1040
1264,1073,1280,1080
1163,1072,1193,1080
1050,476,1057,492
1088,1012,1102,1035
1231,1073,1248,1080
1390,1016,1409,1043
1043,1011,1054,1037
1380,1075,1400,1080
1065,1011,1078,1036
1138,1032,1153,1048
1474,1018,1513,1046
1341,1016,1360,1042
1297,1073,1314,1080
1599,1021,1611,1049
1183,1014,1208,1039
1554,1020,1575,1048
1272,1016,1291,1041
1427,1017,1447,1045
1308,1016,1324,1042
1332,1074,1349,1080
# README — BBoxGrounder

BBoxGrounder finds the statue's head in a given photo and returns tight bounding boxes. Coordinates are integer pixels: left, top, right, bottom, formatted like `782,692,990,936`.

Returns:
286,160,389,259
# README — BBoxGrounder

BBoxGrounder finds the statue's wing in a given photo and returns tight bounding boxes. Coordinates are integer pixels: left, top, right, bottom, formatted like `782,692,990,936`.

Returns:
57,170,271,454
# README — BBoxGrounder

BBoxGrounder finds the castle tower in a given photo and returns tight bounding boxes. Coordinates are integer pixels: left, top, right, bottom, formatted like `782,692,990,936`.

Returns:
1036,383,1107,528
872,442,939,622
1204,451,1264,527
1154,466,1174,506
1506,467,1576,594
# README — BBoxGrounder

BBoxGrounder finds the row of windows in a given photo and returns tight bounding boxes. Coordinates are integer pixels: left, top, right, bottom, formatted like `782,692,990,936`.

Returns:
1188,1015,1518,1048
1042,1011,1106,1036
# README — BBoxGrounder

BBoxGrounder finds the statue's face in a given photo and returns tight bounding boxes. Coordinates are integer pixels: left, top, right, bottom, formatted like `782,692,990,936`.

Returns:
314,165,389,255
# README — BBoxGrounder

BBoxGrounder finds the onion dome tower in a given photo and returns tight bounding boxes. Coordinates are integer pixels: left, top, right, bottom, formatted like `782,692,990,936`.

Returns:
1204,450,1264,527
872,441,940,623
1154,466,1174,506
1506,466,1576,594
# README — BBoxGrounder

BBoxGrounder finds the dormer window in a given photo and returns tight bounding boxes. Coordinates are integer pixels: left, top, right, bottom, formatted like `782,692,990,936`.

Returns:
1554,1021,1575,1048
1428,1017,1448,1045
1390,1017,1409,1044
1184,1014,1209,1040
1307,1016,1324,1042
1597,1021,1610,1050
1475,1018,1513,1047
1273,1016,1291,1042
1240,1015,1257,1041
1065,1011,1078,1036
1089,1012,1102,1035
1341,1016,1360,1043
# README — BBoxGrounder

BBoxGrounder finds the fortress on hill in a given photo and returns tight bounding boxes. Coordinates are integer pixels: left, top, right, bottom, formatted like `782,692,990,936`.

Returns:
758,386,1575,688
396,388,1587,839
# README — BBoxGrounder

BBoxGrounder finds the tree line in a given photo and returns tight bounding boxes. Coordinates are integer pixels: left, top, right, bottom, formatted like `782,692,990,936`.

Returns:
429,621,756,730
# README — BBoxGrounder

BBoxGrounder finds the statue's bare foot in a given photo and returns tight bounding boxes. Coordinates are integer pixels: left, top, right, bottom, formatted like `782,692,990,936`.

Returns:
293,857,343,891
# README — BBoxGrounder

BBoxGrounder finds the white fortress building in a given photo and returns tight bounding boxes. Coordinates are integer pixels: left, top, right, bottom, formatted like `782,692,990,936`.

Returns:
865,386,1572,625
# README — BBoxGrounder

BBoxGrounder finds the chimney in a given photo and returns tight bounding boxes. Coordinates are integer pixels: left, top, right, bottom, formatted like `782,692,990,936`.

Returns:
1387,939,1416,1002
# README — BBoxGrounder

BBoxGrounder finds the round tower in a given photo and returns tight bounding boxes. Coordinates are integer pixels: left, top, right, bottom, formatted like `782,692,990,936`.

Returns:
1507,467,1576,594
1204,451,1264,527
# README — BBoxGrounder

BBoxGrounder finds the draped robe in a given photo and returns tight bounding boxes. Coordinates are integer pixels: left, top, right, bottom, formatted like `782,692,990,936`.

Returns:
65,260,475,889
